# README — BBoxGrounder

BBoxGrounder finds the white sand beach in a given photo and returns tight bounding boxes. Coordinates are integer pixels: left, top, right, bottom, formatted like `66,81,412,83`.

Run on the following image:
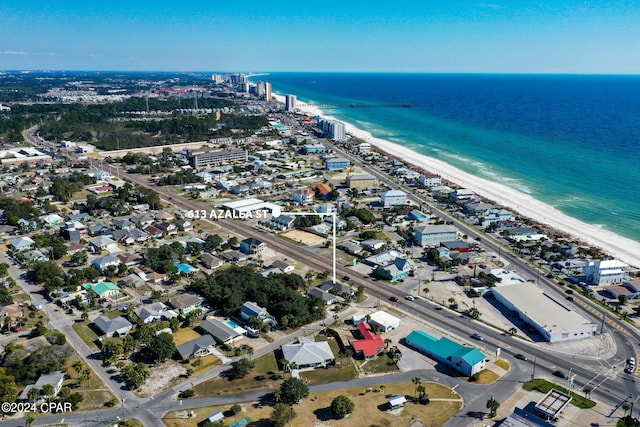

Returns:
274,94,640,268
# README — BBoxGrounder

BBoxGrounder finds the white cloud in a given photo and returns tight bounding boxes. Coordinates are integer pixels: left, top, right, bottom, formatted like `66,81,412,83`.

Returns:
0,51,28,55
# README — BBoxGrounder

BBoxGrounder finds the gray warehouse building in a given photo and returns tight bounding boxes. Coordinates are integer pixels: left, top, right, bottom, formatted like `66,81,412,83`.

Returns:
491,283,596,343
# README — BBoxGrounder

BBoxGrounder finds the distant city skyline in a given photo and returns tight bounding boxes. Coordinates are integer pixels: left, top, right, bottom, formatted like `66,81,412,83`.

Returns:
1,1,639,74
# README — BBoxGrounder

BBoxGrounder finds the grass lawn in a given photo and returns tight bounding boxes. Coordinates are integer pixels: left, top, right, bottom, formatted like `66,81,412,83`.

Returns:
188,355,222,376
523,379,596,409
191,352,280,397
164,381,462,427
65,354,116,411
71,320,100,351
103,310,124,320
474,369,499,384
315,247,355,266
360,352,399,374
191,219,220,233
495,358,510,371
172,328,202,346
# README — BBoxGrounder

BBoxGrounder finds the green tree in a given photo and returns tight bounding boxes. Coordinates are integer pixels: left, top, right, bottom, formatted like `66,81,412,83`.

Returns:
0,368,18,408
41,383,55,398
270,403,296,427
486,396,500,418
0,262,9,277
229,358,255,380
122,363,150,389
279,377,309,405
331,395,355,419
149,332,176,363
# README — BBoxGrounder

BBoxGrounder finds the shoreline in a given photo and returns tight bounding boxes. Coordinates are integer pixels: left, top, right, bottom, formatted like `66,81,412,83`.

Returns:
272,94,640,268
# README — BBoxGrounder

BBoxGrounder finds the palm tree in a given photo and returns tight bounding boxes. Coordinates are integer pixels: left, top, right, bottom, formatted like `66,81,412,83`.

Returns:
508,327,518,336
412,377,422,400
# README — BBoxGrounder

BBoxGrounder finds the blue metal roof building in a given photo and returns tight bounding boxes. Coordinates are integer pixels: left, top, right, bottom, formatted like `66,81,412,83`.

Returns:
405,330,486,376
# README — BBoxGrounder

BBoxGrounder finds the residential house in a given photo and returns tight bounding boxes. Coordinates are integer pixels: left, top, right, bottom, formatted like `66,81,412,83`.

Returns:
308,287,337,305
89,235,119,253
116,252,143,267
84,281,120,299
114,218,135,230
167,293,202,316
118,273,146,289
315,183,332,200
22,249,48,263
88,223,112,236
240,237,266,255
134,302,168,324
174,219,193,232
271,260,295,273
143,225,163,239
292,188,314,205
361,239,385,252
40,213,64,227
271,214,295,231
201,253,224,270
220,250,248,264
93,315,132,338
198,318,243,344
324,157,350,171
405,330,486,376
91,254,121,273
130,214,155,228
157,222,178,235
282,337,334,368
374,257,415,281
351,322,385,359
19,371,66,400
176,335,216,359
10,236,35,252
241,301,278,326
451,188,475,202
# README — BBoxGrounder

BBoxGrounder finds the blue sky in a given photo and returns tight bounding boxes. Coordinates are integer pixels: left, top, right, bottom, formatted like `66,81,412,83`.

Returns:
1,1,639,73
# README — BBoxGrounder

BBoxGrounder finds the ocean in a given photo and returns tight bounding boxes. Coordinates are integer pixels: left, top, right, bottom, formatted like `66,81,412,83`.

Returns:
256,73,640,244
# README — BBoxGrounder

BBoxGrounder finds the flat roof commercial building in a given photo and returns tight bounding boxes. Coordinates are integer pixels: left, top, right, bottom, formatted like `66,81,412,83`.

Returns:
491,283,596,342
188,148,248,168
405,330,486,376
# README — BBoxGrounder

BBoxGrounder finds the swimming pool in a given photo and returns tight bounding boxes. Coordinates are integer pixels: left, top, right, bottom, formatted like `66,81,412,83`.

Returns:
227,320,239,329
174,262,197,273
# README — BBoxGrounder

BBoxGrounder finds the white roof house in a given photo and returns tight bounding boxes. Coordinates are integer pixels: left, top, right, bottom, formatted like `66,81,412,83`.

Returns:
369,310,401,332
282,338,334,368
380,190,407,208
584,259,628,286
10,236,35,251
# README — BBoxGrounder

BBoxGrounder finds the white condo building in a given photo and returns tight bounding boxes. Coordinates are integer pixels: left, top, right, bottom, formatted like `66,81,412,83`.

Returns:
285,95,297,112
380,190,407,208
584,259,628,285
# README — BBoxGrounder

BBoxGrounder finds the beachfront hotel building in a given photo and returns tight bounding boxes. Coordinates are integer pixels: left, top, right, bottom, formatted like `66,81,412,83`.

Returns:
285,94,297,112
319,119,347,141
187,148,248,169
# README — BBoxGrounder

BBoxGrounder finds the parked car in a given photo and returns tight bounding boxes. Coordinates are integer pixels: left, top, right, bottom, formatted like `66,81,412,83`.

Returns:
553,370,567,379
514,353,528,361
471,333,484,341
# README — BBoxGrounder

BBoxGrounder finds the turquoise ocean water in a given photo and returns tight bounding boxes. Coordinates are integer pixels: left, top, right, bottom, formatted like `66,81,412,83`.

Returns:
254,73,640,244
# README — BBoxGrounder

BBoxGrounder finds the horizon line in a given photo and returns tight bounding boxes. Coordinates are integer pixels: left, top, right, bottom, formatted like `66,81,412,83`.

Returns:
2,69,640,77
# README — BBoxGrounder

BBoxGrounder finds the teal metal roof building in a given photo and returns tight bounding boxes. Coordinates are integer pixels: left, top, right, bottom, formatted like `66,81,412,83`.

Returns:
405,330,486,376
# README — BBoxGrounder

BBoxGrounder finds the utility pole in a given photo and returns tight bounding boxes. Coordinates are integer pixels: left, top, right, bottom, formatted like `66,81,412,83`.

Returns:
531,356,537,380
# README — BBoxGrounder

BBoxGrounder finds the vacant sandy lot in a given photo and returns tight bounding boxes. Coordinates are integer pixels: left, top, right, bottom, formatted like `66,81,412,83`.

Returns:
282,229,327,246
